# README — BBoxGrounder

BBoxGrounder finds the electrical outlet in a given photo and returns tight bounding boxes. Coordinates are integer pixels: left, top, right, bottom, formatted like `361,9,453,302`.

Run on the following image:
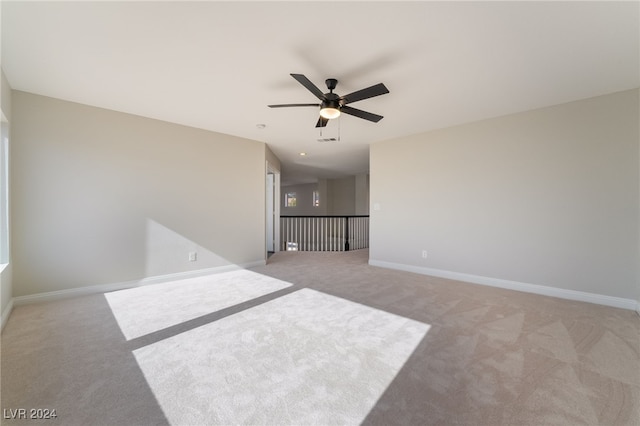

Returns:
188,252,197,262
421,250,428,259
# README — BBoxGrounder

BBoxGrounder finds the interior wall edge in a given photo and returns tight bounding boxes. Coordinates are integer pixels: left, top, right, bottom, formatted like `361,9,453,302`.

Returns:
0,297,14,333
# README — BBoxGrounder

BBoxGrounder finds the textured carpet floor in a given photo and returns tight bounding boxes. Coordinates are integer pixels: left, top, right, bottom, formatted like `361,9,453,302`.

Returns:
1,249,639,425
133,288,429,425
105,269,292,340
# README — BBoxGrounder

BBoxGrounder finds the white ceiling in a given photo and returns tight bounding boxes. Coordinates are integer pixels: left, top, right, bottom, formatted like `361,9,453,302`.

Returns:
2,1,638,185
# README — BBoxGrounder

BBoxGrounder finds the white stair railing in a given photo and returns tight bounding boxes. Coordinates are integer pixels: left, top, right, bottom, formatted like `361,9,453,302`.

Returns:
280,216,369,252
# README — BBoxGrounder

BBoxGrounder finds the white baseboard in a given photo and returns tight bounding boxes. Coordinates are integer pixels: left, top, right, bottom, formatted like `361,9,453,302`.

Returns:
12,260,266,307
369,259,639,311
1,297,14,332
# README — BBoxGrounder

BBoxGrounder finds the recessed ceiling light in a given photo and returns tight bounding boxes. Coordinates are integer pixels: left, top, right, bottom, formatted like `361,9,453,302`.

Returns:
299,152,307,156
256,124,266,129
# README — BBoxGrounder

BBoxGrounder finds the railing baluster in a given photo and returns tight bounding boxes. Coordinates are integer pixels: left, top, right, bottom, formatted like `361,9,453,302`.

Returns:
332,217,336,251
307,218,310,251
352,217,356,250
290,217,294,250
343,217,347,251
323,217,327,251
314,218,317,251
279,215,369,252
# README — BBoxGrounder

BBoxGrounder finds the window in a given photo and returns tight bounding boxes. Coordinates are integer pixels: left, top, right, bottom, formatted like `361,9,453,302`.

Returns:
313,190,320,207
285,192,297,207
0,119,8,264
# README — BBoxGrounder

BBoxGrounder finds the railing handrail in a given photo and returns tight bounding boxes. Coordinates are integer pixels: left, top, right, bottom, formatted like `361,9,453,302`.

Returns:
280,215,370,218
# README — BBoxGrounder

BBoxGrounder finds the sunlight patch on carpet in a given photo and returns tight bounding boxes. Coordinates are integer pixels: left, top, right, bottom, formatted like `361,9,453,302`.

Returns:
105,269,292,340
132,288,430,425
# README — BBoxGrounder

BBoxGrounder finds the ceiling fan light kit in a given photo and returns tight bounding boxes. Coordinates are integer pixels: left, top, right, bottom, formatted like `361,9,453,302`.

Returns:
268,73,389,128
319,100,341,119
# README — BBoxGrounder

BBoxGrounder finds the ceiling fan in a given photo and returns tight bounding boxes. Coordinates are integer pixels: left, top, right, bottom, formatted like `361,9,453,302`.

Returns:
268,73,389,128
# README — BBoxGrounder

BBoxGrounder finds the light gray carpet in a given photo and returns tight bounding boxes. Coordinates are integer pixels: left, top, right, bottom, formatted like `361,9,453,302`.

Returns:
105,269,292,340
133,288,428,425
2,249,639,425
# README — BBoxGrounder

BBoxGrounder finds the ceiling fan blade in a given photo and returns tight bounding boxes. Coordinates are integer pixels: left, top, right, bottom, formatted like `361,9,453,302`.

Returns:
315,116,329,128
291,73,326,101
340,105,384,123
342,83,389,105
268,103,320,108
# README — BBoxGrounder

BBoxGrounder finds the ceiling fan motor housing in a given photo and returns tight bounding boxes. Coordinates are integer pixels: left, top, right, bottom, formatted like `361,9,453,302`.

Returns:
325,78,338,91
322,93,341,109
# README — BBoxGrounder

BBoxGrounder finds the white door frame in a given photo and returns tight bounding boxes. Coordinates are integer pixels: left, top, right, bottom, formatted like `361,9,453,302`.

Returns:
266,161,280,255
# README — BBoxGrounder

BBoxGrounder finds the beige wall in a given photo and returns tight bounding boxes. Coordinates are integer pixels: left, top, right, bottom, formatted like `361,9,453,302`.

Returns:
327,177,356,215
281,175,369,216
11,91,266,297
354,174,370,216
370,89,639,301
265,145,281,173
316,179,328,216
281,183,320,216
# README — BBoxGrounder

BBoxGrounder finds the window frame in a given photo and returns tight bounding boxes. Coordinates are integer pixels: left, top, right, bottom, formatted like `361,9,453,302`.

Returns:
285,192,297,208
